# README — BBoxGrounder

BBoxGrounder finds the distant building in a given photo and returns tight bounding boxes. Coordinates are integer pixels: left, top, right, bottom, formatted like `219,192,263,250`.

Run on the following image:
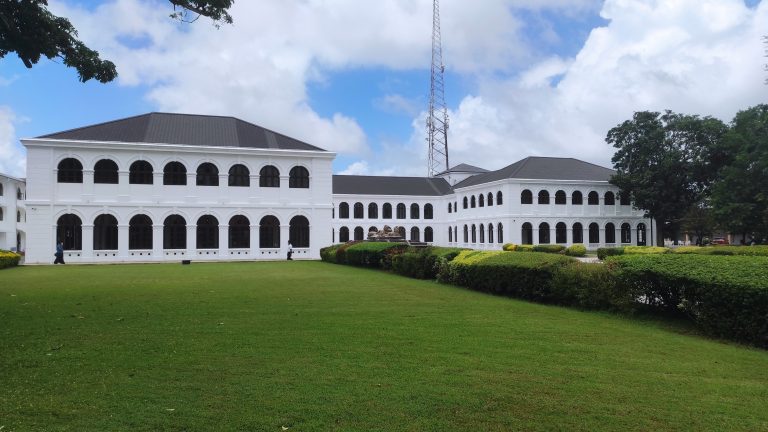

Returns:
18,112,654,264
0,173,26,252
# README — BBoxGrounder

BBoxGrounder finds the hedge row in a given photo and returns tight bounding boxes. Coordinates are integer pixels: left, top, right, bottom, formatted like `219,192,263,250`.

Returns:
598,245,768,260
391,247,466,279
320,242,408,269
501,243,586,257
0,251,21,269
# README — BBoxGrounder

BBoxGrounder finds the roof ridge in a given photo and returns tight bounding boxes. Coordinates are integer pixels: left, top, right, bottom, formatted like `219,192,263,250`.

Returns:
38,112,151,139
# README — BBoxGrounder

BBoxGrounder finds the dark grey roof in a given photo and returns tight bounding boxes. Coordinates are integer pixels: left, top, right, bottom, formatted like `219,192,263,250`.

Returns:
37,112,326,151
333,175,453,196
436,163,489,176
454,157,615,188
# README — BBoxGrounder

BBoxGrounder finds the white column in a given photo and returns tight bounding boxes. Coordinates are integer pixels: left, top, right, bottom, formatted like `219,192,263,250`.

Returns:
186,224,197,257
218,224,228,257
250,224,259,256
280,223,289,253
153,224,163,259
82,224,94,260
118,224,129,259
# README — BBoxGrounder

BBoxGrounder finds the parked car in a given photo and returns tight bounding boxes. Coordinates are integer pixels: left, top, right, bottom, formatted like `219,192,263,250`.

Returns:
711,237,729,245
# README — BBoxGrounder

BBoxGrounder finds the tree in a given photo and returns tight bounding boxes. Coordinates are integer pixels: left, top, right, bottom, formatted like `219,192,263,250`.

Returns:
0,0,234,83
710,104,768,242
607,110,728,243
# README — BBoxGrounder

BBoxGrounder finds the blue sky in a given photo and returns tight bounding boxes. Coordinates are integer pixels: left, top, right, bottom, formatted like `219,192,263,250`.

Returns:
0,0,766,177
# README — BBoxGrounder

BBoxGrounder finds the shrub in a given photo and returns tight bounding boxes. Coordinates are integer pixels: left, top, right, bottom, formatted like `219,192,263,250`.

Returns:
334,241,361,264
392,247,466,279
565,244,587,257
597,247,624,260
622,246,669,255
515,244,534,252
550,262,628,310
0,251,21,269
502,243,517,251
672,245,768,257
532,244,566,254
319,244,342,263
344,242,408,268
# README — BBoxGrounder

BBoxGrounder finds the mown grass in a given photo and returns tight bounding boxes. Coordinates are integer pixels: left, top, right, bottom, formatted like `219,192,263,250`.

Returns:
0,261,766,431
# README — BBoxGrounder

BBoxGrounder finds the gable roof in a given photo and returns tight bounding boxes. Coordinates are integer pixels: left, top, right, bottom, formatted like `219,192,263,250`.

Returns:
333,175,453,196
37,112,326,152
436,163,489,175
454,157,615,188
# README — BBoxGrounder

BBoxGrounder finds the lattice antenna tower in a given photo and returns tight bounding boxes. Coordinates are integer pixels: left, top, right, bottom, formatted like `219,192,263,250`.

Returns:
427,0,449,177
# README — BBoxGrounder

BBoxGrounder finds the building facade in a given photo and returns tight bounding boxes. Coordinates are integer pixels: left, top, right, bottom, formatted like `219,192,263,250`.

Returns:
0,173,26,252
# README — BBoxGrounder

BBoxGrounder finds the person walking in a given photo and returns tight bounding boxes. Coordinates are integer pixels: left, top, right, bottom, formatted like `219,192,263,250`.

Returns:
287,242,293,261
53,242,65,264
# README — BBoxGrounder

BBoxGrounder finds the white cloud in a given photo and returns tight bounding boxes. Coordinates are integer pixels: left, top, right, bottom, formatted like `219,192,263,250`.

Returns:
338,161,370,175
0,107,26,177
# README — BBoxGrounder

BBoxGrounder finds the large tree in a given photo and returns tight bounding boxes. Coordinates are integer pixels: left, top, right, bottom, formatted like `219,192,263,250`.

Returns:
0,0,234,83
606,110,728,242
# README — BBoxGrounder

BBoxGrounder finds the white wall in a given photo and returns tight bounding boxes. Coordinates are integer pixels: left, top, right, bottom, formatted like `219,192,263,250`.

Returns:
0,174,26,252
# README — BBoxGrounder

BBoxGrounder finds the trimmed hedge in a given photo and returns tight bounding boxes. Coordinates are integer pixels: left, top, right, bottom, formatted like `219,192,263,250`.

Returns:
392,247,466,279
609,254,768,347
342,242,408,268
597,246,670,260
531,244,566,254
0,251,21,269
551,262,627,310
673,245,768,256
565,244,587,257
319,244,343,263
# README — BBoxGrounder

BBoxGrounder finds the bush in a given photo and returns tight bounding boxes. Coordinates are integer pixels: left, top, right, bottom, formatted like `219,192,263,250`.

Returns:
565,244,587,257
515,244,534,252
319,244,342,263
0,250,21,269
334,241,361,264
550,262,628,310
622,246,669,255
502,243,517,251
392,247,465,279
532,244,566,254
597,247,624,260
672,245,768,257
344,242,408,268
609,254,768,347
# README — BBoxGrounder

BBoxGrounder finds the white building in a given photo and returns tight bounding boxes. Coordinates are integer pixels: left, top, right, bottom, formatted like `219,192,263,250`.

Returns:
18,112,653,264
0,173,26,252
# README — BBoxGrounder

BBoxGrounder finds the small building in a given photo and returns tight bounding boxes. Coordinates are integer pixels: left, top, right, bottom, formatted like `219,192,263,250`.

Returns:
0,173,26,252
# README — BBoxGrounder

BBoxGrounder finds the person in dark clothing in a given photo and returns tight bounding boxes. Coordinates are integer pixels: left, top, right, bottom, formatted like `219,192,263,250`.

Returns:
287,242,293,261
54,242,65,264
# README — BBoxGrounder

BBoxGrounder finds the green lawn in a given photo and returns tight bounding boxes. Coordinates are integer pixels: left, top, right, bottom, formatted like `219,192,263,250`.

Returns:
1,262,766,431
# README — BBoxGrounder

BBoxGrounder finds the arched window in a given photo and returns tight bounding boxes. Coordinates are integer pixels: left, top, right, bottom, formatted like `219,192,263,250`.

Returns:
196,163,219,186
17,188,23,200
94,159,118,184
572,191,583,205
448,203,452,214
487,192,494,206
471,224,477,243
463,197,468,209
478,194,485,207
197,215,219,249
521,190,533,204
588,191,599,205
621,223,631,244
129,160,153,185
163,215,186,249
454,226,458,243
17,210,20,222
163,162,187,185
619,192,631,206
637,223,647,246
289,166,310,188
555,190,566,205
538,190,550,205
604,191,615,206
93,214,118,250
424,204,433,219
479,224,485,243
57,158,83,183
572,223,584,244
229,215,250,249
410,203,420,219
463,225,469,243
290,216,310,247
589,223,600,243
0,183,3,195
488,223,494,243
57,214,82,250
228,164,250,187
539,222,550,244
339,202,349,219
410,227,420,242
354,226,365,241
556,222,567,244
497,191,503,205
521,222,533,245
354,202,364,219
259,215,280,248
0,208,3,221
368,203,378,219
453,202,457,212
339,226,350,243
259,165,280,188
448,227,453,243
605,223,616,243
129,214,153,250
383,203,392,219
470,196,476,208
497,223,503,243
396,203,406,219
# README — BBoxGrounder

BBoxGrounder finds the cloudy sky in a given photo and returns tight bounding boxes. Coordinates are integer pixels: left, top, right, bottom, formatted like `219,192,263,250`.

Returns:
0,0,766,178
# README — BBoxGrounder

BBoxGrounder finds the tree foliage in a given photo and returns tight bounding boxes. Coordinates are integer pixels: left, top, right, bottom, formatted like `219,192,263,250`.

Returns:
0,0,234,83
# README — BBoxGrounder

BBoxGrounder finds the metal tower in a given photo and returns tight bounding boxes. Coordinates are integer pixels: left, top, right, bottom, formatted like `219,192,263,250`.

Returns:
427,0,449,177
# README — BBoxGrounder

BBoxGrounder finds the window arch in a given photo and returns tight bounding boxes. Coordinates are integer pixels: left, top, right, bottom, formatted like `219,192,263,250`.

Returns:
478,194,484,207
17,210,21,222
354,202,364,219
604,191,615,206
556,222,567,244
487,192,494,206
637,223,647,246
229,215,250,249
196,163,219,186
259,215,280,248
289,166,309,188
0,183,3,196
410,227,420,242
463,197,468,209
588,191,599,205
589,223,600,243
521,189,533,204
289,215,310,247
93,214,118,250
453,202,457,212
163,215,186,249
555,190,566,205
463,225,468,243
448,203,452,214
538,190,550,205
488,223,494,244
539,222,550,244
424,226,433,243
410,203,420,219
521,222,533,245
228,164,250,187
470,196,476,208
572,191,583,205
448,227,453,242
163,162,187,185
94,159,118,184
57,158,83,183
424,204,433,219
471,224,477,243
339,202,349,219
479,224,485,243
57,214,82,250
497,223,503,243
129,160,153,184
497,191,503,205
396,203,406,219
621,223,631,244
259,165,280,188
383,203,392,219
339,226,350,243
354,226,365,241
605,223,616,243
197,215,219,249
129,214,152,250
572,223,584,244
0,208,3,221
368,203,378,219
